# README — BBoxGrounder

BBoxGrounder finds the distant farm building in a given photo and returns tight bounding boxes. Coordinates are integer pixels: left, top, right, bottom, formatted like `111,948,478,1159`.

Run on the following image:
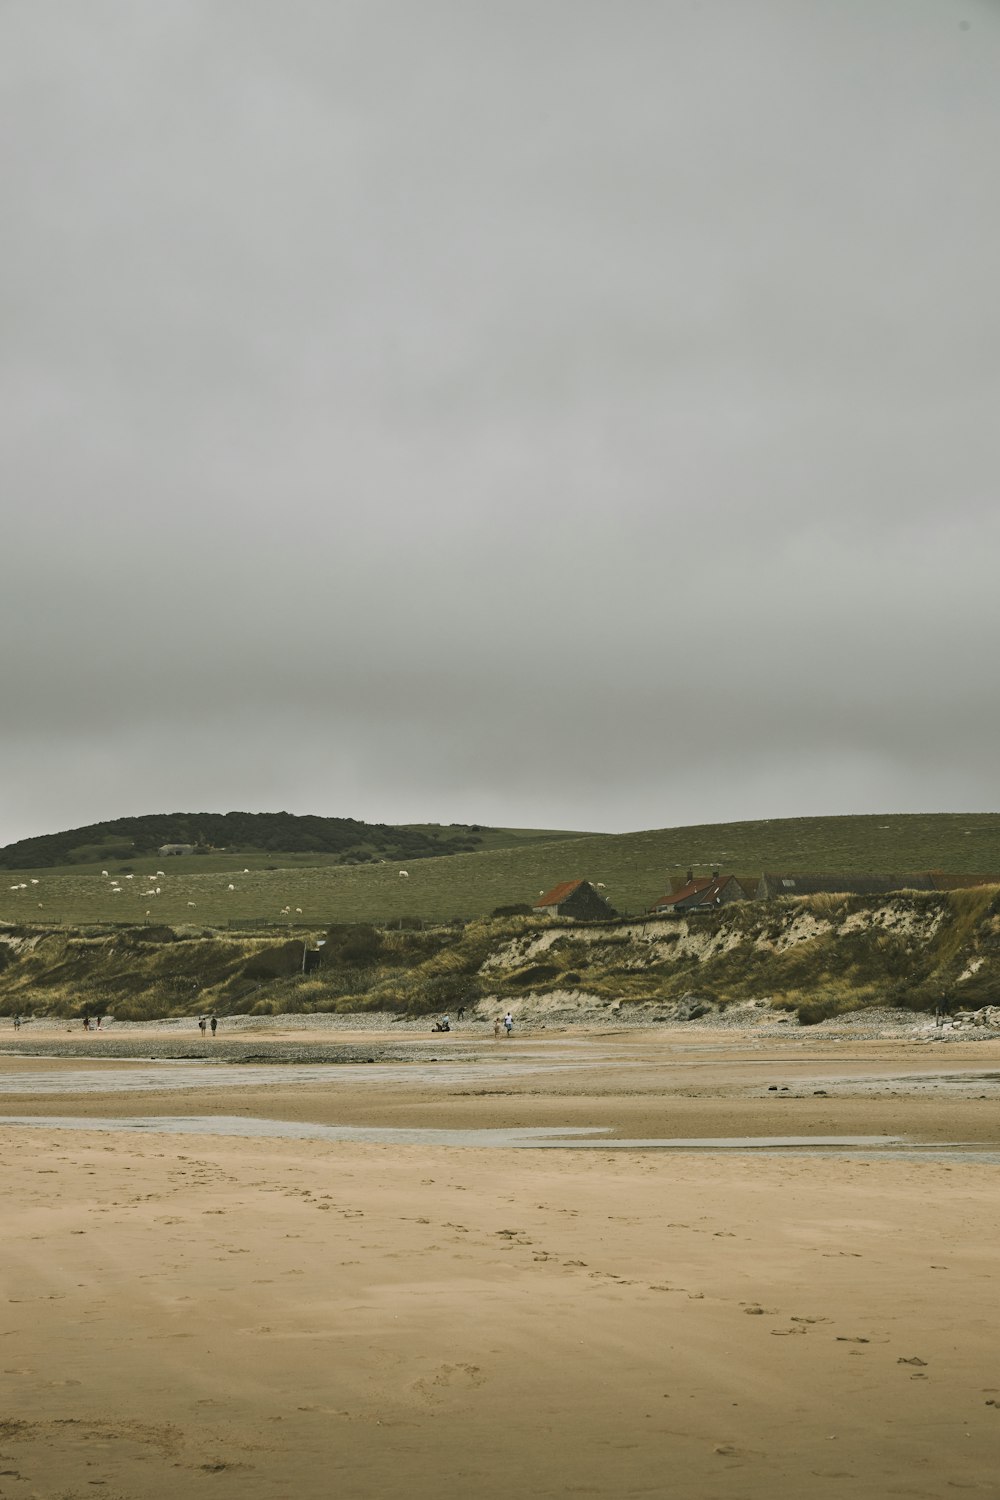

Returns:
157,843,196,857
754,872,939,900
649,874,750,914
533,880,616,920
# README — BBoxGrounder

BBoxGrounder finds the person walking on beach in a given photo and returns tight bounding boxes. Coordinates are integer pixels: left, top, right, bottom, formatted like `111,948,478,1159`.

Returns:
198,1017,207,1036
504,1011,514,1038
493,1016,502,1041
13,1014,20,1030
210,1016,218,1037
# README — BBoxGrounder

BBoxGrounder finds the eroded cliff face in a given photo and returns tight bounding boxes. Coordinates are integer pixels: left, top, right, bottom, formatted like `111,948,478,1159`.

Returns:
1,887,998,1023
478,889,996,1022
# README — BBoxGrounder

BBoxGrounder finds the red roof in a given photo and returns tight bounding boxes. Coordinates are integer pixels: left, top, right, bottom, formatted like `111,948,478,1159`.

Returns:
653,877,714,907
651,876,732,911
535,879,586,908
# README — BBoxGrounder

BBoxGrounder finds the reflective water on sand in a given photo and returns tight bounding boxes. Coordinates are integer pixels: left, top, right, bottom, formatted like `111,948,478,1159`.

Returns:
0,1057,589,1095
3,1115,999,1158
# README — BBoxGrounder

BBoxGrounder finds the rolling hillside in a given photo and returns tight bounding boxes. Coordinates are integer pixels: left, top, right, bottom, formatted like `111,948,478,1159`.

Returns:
2,812,999,929
0,810,589,872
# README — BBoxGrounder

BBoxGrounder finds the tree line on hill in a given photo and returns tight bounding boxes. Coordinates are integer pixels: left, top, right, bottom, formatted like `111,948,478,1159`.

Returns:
0,811,485,870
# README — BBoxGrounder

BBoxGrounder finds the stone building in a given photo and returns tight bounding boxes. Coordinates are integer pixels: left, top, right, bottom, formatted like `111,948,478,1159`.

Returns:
649,873,750,914
533,879,616,920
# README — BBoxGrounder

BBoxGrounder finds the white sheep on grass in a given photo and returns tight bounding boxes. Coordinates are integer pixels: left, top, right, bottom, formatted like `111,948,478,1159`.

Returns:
398,871,409,878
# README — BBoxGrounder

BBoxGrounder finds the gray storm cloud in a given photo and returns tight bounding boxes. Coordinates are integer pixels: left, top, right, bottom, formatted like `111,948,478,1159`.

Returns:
2,0,999,844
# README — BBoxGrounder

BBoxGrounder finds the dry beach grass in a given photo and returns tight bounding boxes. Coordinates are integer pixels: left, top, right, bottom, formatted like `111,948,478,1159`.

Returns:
2,1021,999,1498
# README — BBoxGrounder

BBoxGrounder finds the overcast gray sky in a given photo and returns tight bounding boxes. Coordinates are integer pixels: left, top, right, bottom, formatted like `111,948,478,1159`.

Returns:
3,0,999,845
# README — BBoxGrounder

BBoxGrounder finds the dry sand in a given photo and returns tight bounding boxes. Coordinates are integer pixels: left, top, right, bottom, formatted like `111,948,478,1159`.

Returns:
2,1023,999,1498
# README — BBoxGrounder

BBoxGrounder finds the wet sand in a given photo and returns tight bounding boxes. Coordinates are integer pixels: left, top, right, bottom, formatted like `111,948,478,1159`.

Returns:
2,1024,999,1497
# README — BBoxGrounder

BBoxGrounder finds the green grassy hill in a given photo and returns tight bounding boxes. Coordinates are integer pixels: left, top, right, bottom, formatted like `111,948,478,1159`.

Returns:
2,812,999,930
0,810,589,872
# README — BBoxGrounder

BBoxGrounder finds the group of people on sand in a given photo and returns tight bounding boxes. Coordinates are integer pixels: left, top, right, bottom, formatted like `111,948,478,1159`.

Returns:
81,1013,104,1031
431,1010,515,1037
198,1016,218,1037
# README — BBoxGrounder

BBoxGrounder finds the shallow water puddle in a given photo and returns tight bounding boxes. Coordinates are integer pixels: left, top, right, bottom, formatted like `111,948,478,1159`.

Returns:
4,1114,997,1157
0,1057,595,1095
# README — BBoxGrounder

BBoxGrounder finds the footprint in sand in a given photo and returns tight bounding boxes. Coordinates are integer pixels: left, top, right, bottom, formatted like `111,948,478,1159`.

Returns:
411,1363,486,1403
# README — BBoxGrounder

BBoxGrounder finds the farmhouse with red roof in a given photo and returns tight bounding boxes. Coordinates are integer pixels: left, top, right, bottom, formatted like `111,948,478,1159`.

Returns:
533,879,616,920
648,874,749,915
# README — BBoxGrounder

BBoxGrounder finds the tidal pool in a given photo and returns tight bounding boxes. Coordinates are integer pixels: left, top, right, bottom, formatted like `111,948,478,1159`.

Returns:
0,1057,591,1095
5,1114,998,1157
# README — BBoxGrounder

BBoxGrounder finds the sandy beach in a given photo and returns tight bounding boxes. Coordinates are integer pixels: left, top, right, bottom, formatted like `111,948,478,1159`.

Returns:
2,1021,999,1498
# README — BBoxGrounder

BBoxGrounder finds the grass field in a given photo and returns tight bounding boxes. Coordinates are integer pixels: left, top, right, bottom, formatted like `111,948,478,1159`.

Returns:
2,812,999,930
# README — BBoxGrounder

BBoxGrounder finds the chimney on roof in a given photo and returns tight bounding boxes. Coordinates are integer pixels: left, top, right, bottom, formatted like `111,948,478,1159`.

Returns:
685,869,693,883
711,870,719,879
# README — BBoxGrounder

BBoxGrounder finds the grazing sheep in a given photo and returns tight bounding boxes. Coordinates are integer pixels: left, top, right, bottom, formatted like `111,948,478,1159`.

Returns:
398,871,409,878
125,874,134,880
112,889,122,895
295,907,302,914
187,901,197,907
227,884,235,890
596,882,606,888
30,878,39,884
156,871,165,877
101,870,109,877
243,868,250,874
